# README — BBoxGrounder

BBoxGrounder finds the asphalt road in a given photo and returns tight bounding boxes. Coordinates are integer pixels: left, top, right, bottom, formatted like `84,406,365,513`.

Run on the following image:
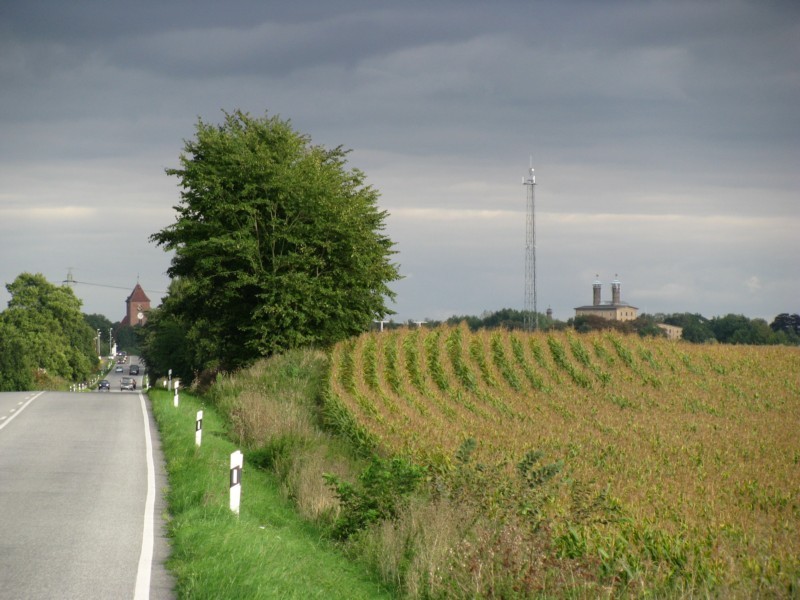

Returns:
0,362,173,599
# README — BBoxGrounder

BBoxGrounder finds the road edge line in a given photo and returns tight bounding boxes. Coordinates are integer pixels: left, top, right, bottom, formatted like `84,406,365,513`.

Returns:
134,391,156,600
0,391,45,431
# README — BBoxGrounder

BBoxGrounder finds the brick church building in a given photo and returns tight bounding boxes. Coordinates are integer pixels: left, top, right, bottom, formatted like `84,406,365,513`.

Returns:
120,283,151,327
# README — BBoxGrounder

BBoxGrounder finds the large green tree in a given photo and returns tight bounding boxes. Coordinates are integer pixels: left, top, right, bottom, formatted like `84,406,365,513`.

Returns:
150,110,400,372
0,273,96,387
770,313,800,342
0,322,34,391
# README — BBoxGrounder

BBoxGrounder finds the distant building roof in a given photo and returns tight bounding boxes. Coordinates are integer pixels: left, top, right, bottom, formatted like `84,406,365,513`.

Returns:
126,283,150,304
574,303,638,311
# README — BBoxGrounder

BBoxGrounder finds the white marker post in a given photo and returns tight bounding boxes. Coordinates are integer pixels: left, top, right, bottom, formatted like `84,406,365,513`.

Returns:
195,410,203,447
173,380,179,407
229,450,243,515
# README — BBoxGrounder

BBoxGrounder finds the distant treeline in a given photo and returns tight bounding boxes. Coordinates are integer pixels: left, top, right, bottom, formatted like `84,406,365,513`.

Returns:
2,270,796,394
377,308,800,346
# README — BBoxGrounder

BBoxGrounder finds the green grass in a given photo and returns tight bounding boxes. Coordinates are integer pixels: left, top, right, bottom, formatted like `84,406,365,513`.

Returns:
149,389,391,599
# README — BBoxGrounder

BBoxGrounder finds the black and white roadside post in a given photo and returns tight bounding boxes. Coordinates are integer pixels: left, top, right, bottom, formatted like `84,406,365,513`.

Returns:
195,410,203,447
168,369,172,391
230,450,243,515
173,380,180,407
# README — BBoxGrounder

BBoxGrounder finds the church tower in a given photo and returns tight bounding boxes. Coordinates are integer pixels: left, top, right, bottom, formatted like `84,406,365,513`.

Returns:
123,283,151,326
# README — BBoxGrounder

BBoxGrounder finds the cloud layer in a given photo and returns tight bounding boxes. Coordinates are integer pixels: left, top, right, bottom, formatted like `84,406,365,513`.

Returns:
1,1,797,322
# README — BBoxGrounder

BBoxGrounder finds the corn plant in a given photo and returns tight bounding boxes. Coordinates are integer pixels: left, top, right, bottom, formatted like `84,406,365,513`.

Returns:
323,326,800,596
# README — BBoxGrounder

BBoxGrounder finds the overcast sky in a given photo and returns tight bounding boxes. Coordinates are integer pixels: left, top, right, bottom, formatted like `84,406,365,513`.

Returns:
1,1,798,325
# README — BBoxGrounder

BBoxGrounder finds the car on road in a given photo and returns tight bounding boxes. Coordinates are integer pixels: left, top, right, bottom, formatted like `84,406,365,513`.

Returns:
120,377,137,391
129,365,140,375
115,365,124,373
97,380,110,391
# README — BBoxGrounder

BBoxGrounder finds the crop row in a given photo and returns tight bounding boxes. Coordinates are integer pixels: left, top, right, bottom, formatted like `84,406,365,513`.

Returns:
326,324,800,592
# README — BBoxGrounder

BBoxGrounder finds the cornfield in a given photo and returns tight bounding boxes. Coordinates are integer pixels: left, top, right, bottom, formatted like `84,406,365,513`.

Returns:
326,324,800,594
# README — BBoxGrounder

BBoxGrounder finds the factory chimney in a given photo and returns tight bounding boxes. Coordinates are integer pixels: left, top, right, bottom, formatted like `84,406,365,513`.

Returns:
611,274,621,305
592,275,602,306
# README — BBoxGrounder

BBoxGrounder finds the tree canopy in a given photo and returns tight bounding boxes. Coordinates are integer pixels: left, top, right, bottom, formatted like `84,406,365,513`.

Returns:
148,110,400,375
770,313,800,339
0,273,97,390
137,279,194,381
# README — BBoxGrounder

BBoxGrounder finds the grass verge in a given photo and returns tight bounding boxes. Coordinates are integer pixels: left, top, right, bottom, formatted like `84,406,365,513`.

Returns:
149,388,391,599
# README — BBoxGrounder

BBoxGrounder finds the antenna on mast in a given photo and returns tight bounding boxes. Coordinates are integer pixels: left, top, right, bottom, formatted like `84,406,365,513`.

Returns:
523,159,538,331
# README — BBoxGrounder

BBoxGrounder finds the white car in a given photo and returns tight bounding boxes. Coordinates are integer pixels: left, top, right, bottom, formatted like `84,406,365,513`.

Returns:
120,377,137,391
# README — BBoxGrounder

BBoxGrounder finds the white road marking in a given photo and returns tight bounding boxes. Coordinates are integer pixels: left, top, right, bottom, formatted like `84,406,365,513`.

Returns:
134,392,156,600
0,392,44,431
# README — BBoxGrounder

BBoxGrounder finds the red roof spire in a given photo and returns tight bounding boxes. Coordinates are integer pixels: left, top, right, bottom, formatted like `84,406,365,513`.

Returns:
127,283,150,303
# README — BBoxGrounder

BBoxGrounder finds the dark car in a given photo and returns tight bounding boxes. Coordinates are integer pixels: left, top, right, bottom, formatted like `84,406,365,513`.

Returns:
129,365,140,375
97,380,110,391
120,377,137,391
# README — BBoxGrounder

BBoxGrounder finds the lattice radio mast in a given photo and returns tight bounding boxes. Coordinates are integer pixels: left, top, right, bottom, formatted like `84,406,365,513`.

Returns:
523,162,538,331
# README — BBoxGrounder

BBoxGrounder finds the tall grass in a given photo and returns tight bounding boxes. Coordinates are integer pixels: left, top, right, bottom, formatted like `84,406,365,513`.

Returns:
149,386,390,599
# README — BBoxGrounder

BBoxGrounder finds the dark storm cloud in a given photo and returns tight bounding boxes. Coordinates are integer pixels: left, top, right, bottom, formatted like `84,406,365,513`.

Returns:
0,0,797,320
4,1,496,77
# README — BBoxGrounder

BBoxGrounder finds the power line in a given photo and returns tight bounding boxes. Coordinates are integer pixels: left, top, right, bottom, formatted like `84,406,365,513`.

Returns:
62,272,166,295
